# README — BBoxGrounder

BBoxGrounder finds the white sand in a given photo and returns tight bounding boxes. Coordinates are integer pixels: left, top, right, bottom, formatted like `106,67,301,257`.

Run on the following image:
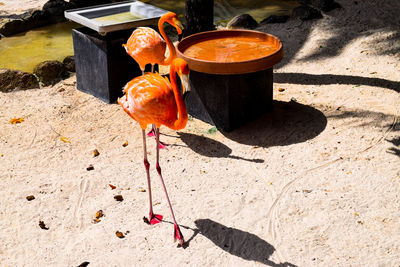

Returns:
1,0,399,266
0,0,48,15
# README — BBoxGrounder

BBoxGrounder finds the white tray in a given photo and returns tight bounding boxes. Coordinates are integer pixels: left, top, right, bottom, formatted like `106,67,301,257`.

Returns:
65,0,168,34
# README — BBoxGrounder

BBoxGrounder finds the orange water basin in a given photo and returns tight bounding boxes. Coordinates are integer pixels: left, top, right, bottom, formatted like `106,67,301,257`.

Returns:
177,29,283,74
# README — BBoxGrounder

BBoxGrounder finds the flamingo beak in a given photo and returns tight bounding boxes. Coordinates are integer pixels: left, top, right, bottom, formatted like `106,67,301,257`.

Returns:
179,73,190,94
173,18,184,35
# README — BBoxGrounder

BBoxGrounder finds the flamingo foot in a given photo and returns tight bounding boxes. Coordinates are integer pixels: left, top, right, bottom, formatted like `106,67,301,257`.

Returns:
147,128,156,137
158,141,167,149
174,224,184,246
147,129,167,149
149,212,163,225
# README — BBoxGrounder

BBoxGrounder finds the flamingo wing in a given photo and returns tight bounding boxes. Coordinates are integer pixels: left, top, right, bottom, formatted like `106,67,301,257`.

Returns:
119,73,178,129
124,27,167,68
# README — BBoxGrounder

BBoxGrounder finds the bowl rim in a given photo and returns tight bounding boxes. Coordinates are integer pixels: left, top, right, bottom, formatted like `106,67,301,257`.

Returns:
176,29,284,74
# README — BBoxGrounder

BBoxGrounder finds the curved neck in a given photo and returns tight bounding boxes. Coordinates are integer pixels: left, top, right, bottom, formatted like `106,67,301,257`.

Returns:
158,17,176,66
168,64,188,130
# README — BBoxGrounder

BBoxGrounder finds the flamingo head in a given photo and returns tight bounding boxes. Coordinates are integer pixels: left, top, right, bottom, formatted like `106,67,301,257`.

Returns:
163,12,184,35
173,58,190,94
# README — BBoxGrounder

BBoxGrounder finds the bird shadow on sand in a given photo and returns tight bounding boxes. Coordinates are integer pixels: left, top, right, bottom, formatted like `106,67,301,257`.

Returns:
162,219,296,266
220,100,327,148
176,132,264,163
184,219,297,266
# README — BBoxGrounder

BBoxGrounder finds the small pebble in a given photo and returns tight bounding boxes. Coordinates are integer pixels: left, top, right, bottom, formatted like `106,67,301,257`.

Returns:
114,195,123,202
26,195,35,201
86,165,94,171
39,220,49,230
116,231,125,238
93,149,100,157
109,184,116,190
95,210,103,219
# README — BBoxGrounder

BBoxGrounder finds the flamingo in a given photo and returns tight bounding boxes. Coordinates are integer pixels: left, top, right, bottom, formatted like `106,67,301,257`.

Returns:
122,12,183,147
122,12,183,74
118,58,190,246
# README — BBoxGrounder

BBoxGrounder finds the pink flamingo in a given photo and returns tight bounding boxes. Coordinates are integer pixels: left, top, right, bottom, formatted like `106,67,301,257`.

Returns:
122,12,183,74
118,58,190,245
122,12,183,147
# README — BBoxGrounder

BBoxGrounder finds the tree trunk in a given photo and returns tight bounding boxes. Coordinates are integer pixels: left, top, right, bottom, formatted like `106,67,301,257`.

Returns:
184,0,215,37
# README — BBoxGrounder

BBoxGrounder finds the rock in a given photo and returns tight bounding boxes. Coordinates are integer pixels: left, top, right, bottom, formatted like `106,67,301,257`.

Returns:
0,19,25,37
0,0,123,36
298,0,341,12
0,11,50,37
63,56,75,72
33,60,66,86
69,0,113,9
260,15,289,24
227,14,258,29
24,10,52,29
292,5,323,21
0,69,39,92
42,0,74,23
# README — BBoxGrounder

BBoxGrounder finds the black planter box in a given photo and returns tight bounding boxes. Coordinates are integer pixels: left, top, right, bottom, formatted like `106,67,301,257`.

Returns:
184,68,273,132
72,27,154,103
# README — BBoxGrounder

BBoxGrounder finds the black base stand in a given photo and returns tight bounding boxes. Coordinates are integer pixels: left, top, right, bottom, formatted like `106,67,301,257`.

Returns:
184,68,273,132
72,27,154,103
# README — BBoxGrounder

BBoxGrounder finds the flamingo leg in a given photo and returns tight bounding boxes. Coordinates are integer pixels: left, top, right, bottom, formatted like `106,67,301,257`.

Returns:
147,124,167,149
146,63,166,149
142,129,163,225
140,65,146,76
155,127,185,245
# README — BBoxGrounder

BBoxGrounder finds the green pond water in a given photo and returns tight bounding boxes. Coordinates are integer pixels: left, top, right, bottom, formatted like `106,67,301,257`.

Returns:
0,0,298,73
0,21,79,73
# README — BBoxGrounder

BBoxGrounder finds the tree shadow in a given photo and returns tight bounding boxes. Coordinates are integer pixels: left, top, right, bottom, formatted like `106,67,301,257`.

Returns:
177,132,264,163
221,100,327,147
326,108,398,131
257,0,400,68
323,107,399,157
274,72,400,93
387,137,400,157
299,1,400,61
194,219,297,266
386,121,400,158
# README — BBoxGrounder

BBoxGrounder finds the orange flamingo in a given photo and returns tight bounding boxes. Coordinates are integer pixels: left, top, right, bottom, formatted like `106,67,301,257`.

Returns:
118,58,190,245
122,12,183,74
123,12,183,147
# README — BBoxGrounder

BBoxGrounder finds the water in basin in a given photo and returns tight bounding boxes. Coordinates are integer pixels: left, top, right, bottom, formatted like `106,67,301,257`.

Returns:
183,36,276,62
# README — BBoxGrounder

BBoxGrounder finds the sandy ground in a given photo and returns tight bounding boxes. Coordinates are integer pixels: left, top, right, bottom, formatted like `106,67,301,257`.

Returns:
1,0,400,266
0,0,48,16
